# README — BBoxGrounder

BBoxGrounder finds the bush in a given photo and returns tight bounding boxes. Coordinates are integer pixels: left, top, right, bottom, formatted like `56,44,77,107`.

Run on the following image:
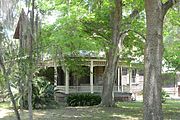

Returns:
66,93,101,106
161,90,169,103
24,77,56,109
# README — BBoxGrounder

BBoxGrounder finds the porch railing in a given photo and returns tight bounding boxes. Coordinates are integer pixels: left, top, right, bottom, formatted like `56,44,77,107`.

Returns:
162,87,178,96
55,85,130,93
55,86,179,96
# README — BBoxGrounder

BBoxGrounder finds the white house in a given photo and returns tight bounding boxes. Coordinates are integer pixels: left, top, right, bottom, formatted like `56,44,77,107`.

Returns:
38,57,144,101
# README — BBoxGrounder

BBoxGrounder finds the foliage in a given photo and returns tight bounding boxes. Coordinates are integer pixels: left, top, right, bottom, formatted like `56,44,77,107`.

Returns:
163,8,180,71
39,0,146,62
164,40,180,71
39,0,102,54
162,72,176,87
65,58,90,78
161,90,169,103
38,67,55,83
66,93,101,106
24,77,56,109
0,72,5,90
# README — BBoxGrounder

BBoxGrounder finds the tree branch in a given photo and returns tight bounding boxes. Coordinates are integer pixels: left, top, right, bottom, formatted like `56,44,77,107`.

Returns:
118,29,146,45
83,24,110,41
117,8,141,41
118,29,130,41
162,0,179,17
132,30,146,41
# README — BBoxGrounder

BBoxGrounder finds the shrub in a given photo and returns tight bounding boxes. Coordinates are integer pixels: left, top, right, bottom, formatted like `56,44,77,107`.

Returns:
66,93,101,106
161,90,169,103
24,77,56,109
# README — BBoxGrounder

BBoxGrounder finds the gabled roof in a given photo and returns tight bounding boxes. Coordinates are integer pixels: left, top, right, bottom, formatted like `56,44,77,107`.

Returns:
13,9,28,39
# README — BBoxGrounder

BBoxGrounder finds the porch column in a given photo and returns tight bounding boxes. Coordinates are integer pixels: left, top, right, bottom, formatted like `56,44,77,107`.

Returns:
175,84,178,96
136,70,139,83
54,62,57,86
65,68,69,94
121,67,123,92
90,60,94,93
129,68,132,93
118,67,120,92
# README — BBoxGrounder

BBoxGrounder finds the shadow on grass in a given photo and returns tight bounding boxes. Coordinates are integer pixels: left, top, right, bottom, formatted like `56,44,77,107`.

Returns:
0,103,143,120
0,102,65,120
0,100,180,120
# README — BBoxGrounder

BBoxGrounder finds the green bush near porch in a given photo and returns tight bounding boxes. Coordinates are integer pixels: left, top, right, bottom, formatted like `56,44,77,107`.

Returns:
23,77,56,109
161,90,169,103
66,93,101,106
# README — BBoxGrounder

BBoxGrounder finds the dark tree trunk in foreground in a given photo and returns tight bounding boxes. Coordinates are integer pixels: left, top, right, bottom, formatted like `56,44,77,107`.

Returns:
101,0,122,107
144,0,178,119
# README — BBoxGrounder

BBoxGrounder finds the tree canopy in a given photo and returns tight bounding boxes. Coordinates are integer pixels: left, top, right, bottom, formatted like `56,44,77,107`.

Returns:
0,0,179,119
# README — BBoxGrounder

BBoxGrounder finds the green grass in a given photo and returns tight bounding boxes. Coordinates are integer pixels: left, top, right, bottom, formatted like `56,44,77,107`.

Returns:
163,100,180,120
116,100,180,120
116,101,143,119
0,101,11,109
0,100,179,120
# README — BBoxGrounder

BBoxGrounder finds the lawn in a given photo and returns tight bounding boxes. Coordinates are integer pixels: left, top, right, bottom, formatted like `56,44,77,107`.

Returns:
0,100,179,120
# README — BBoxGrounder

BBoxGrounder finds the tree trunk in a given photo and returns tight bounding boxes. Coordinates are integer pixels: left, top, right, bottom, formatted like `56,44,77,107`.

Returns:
101,0,122,107
144,0,178,119
144,0,164,119
18,75,24,112
101,48,119,106
28,0,35,119
18,11,25,112
6,76,21,120
28,67,33,120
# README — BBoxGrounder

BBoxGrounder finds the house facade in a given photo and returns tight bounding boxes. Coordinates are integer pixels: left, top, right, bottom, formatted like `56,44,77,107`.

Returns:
40,57,180,101
39,57,144,101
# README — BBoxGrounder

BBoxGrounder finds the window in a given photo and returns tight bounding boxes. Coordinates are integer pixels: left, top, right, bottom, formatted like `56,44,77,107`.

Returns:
132,69,136,83
132,69,136,78
138,69,144,76
122,67,128,75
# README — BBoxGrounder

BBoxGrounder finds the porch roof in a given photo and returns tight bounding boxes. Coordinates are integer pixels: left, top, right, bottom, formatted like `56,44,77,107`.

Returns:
38,56,143,69
13,9,28,39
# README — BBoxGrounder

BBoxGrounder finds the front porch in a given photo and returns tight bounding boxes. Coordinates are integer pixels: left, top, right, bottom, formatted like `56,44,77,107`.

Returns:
54,85,133,102
55,61,144,102
40,58,144,101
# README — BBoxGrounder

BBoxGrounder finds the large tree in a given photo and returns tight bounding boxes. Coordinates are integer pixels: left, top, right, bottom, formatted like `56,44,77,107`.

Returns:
100,0,122,106
144,0,179,119
100,0,144,106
